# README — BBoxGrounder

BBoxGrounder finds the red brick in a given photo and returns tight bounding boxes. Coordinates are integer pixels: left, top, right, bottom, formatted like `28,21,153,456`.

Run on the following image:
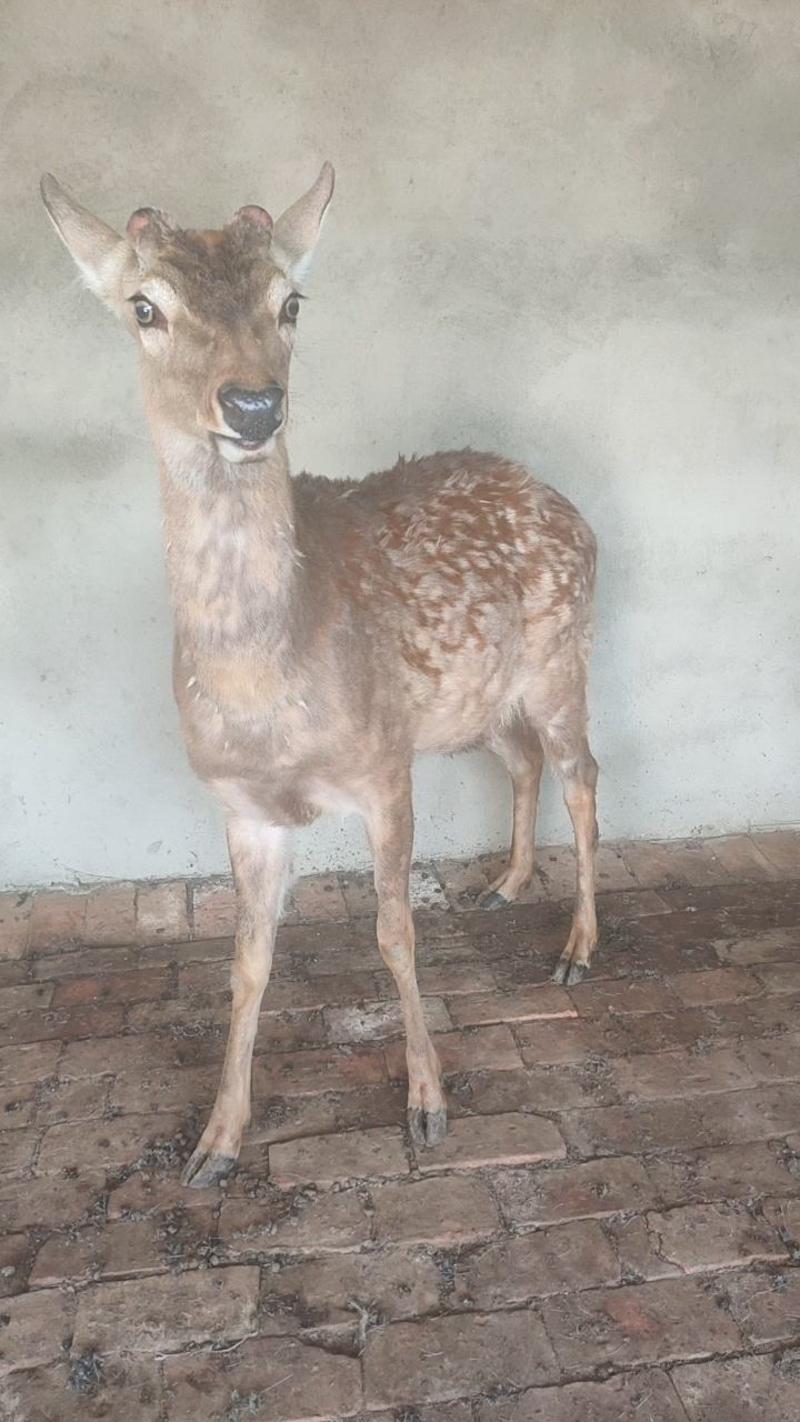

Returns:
623,1008,714,1055
29,1209,217,1286
290,872,349,921
736,1033,800,1084
0,1082,36,1129
477,1369,686,1422
604,1213,679,1282
31,941,176,980
673,1354,800,1422
244,1083,407,1149
762,1195,800,1238
324,996,451,1043
220,1187,368,1255
754,960,800,995
136,881,189,944
35,1074,112,1126
0,1288,75,1372
72,1267,259,1356
451,1062,614,1115
0,1002,124,1046
493,1156,656,1227
568,978,680,1016
560,1097,708,1157
28,889,87,950
516,1013,634,1066
52,966,171,1009
162,1335,361,1421
372,1173,500,1246
0,1128,37,1174
752,829,800,876
270,1125,410,1187
694,1084,799,1146
597,888,672,917
437,857,491,907
621,839,728,889
107,1167,223,1219
37,1112,185,1173
453,1219,618,1308
84,881,137,946
609,1047,756,1101
110,1063,219,1115
645,1143,798,1207
726,1267,800,1345
253,1045,386,1097
594,843,642,891
708,835,781,881
715,926,799,966
61,1031,213,1080
0,1232,30,1297
670,966,762,1005
363,1310,557,1407
542,1276,742,1370
386,1025,521,1079
260,1246,441,1332
340,870,377,917
447,985,575,1027
190,878,237,939
0,981,53,1013
0,891,32,960
0,1169,107,1231
1,1358,162,1421
417,1111,565,1173
646,1200,788,1273
415,963,498,995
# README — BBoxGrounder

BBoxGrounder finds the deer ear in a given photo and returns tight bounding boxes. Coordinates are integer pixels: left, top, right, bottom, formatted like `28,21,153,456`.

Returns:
40,173,133,307
272,162,335,284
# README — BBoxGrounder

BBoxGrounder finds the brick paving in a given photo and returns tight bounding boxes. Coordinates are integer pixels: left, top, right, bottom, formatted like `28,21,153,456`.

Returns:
0,831,799,1418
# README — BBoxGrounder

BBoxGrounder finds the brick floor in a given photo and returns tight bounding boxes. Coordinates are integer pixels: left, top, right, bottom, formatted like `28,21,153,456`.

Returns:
1,831,799,1418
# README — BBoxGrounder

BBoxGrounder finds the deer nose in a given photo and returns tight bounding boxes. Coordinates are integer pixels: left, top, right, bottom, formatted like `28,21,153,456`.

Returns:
218,383,284,442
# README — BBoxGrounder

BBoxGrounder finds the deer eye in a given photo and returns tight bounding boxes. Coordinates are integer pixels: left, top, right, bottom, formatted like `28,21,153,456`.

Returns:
131,295,164,329
280,293,301,325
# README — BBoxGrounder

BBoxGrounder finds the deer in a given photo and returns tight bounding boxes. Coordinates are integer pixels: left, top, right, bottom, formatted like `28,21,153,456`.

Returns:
40,164,599,1188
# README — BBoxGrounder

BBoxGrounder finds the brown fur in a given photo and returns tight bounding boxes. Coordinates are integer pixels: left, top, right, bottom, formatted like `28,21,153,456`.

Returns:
41,168,599,1186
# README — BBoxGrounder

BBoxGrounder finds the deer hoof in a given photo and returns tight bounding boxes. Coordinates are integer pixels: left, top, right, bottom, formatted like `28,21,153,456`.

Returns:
551,957,587,986
481,891,510,911
408,1107,448,1149
181,1146,238,1189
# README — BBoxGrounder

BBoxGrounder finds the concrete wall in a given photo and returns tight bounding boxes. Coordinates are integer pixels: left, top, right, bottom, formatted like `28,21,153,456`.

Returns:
2,0,799,888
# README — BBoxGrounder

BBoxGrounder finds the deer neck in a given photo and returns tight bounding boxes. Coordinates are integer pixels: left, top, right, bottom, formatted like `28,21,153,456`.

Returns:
158,436,300,708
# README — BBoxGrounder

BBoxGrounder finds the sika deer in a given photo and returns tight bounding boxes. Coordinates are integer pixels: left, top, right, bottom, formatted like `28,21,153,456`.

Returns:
41,165,599,1187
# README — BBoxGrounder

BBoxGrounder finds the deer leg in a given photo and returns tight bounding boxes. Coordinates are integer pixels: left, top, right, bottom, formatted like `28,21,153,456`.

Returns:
182,817,289,1188
365,778,447,1148
547,735,599,986
481,718,545,908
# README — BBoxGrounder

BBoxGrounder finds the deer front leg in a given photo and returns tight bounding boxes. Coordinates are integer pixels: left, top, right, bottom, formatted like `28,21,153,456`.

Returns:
365,778,447,1148
182,817,289,1188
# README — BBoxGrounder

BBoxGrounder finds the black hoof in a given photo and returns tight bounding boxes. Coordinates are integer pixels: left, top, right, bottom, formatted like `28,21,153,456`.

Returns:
551,958,588,986
482,891,510,911
181,1146,238,1189
408,1107,448,1148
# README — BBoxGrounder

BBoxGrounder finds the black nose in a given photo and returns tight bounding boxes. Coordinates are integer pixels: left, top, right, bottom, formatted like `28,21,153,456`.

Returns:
218,383,284,442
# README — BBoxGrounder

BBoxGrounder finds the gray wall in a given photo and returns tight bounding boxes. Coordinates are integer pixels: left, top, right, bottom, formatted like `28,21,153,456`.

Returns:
2,0,799,888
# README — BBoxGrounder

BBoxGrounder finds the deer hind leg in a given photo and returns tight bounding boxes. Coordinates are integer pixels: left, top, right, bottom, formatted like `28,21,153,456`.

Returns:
524,686,599,986
481,713,545,908
364,773,447,1148
182,817,289,1188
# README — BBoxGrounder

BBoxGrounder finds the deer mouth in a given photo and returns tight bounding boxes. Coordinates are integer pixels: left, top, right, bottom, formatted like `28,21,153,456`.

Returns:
212,431,279,461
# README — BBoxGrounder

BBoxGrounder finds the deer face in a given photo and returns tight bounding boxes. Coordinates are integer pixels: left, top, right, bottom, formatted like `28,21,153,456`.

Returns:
41,165,334,470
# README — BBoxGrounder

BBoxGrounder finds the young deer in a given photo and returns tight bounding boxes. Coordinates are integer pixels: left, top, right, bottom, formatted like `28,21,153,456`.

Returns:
41,165,599,1187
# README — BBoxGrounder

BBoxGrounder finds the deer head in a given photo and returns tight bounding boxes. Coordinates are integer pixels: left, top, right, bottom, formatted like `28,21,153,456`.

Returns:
40,165,334,473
